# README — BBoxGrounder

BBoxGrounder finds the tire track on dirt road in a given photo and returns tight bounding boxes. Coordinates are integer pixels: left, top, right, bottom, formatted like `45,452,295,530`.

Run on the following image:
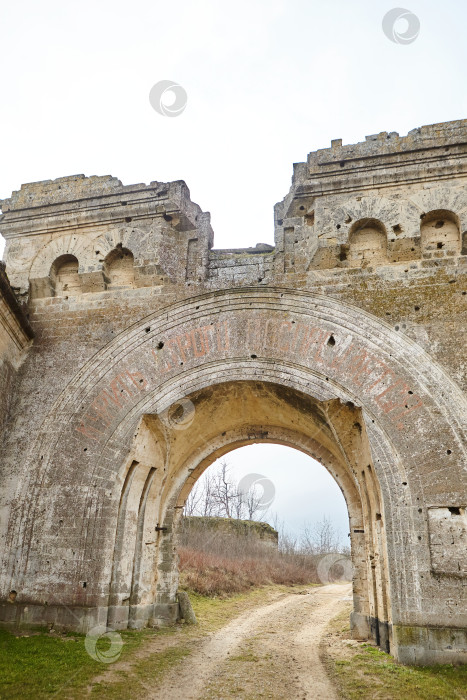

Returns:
150,582,352,700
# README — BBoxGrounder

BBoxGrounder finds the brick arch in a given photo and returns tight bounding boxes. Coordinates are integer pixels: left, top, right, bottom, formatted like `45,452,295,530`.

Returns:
2,287,466,662
86,225,139,271
410,186,467,233
419,208,462,256
29,233,90,280
328,194,422,240
28,225,141,286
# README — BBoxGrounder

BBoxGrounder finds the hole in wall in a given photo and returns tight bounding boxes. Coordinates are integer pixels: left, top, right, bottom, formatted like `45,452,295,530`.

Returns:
448,507,461,516
327,335,336,347
435,220,445,229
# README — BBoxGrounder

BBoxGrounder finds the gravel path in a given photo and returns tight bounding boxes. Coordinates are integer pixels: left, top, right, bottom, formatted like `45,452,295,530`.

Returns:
150,583,352,700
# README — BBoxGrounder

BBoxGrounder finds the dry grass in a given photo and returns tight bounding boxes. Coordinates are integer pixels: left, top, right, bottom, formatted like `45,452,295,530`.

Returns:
178,545,320,595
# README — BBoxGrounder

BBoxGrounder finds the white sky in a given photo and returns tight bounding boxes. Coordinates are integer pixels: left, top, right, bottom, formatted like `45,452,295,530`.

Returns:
206,445,350,545
1,0,465,534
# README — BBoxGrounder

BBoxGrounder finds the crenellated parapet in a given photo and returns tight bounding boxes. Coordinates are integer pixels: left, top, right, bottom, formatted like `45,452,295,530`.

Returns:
274,119,467,276
0,175,214,298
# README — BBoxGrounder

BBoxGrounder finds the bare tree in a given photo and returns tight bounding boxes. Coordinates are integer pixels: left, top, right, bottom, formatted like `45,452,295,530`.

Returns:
301,515,339,554
212,460,237,518
183,459,269,521
184,480,202,516
244,482,266,519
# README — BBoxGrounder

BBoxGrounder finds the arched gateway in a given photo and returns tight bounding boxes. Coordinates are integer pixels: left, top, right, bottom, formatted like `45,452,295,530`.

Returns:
0,120,466,666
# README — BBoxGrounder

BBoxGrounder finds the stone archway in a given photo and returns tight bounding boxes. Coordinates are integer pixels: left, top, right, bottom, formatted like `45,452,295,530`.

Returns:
142,380,391,652
2,287,466,664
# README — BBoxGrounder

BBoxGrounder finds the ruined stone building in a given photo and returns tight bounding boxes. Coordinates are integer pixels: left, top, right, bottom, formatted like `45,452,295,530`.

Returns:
0,119,466,665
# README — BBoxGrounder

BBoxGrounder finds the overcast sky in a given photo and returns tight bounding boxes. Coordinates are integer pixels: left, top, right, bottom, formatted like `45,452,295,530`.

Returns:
1,0,465,538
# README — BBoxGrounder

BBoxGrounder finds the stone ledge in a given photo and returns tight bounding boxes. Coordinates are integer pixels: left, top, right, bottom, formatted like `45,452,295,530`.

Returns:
393,624,467,665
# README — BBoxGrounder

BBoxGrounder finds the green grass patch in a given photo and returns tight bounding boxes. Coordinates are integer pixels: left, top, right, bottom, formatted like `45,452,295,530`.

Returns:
0,585,295,699
0,626,172,699
323,609,467,700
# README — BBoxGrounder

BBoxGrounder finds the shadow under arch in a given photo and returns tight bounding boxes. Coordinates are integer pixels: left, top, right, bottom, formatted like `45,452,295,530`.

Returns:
107,379,392,654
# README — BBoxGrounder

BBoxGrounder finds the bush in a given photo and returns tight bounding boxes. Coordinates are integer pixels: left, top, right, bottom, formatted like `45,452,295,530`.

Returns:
178,520,322,595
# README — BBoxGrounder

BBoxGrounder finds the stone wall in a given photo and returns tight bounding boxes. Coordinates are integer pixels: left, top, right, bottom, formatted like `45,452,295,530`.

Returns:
0,119,465,665
181,516,279,549
0,262,33,438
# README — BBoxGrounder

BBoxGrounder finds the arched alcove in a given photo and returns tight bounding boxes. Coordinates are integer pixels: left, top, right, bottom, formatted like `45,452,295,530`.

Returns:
104,245,135,289
51,254,82,296
348,219,388,267
420,209,461,256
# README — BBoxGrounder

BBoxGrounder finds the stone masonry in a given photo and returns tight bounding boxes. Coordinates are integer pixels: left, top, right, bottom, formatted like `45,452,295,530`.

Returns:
0,119,466,665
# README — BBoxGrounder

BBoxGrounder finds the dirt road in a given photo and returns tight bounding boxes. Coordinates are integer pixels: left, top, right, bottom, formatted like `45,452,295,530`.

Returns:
150,583,352,700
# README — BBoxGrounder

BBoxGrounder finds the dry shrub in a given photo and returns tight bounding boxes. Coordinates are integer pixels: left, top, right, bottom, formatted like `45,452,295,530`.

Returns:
178,536,320,597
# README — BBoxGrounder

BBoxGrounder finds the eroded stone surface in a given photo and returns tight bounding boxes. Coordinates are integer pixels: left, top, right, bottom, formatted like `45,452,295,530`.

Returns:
0,119,466,665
